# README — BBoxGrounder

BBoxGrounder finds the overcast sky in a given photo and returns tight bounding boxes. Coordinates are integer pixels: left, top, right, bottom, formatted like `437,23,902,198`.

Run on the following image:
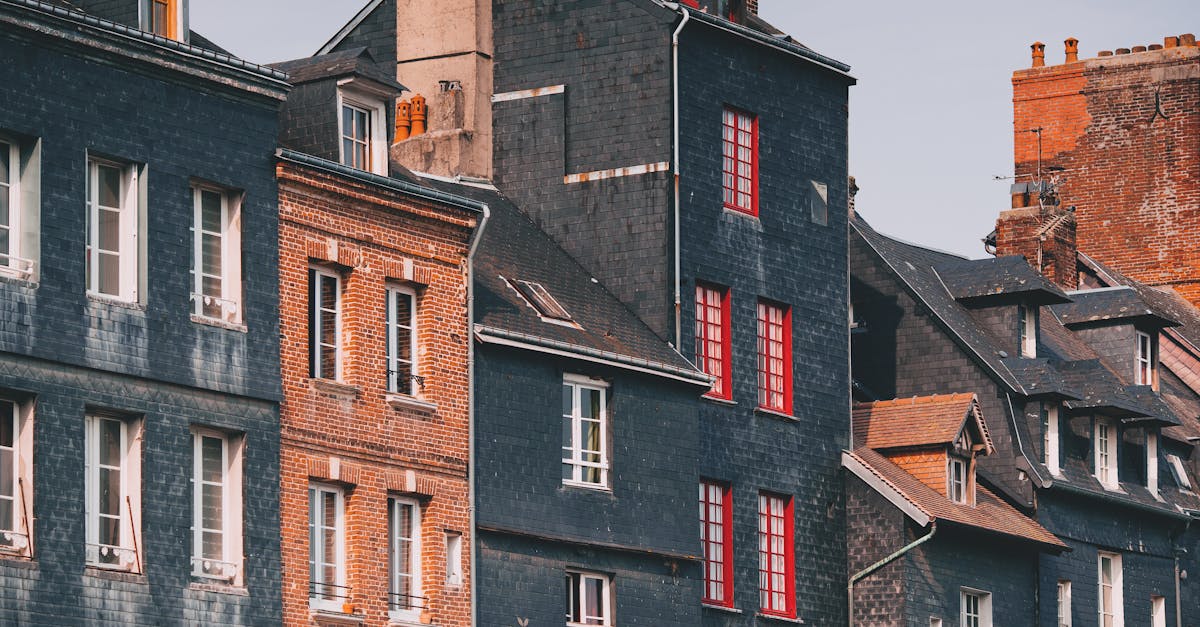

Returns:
193,1,1200,258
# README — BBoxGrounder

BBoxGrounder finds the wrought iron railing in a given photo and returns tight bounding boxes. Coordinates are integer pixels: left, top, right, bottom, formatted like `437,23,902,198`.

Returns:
190,292,240,323
0,529,29,553
0,253,35,279
388,591,429,613
309,580,352,603
191,556,239,582
387,369,426,395
86,543,138,571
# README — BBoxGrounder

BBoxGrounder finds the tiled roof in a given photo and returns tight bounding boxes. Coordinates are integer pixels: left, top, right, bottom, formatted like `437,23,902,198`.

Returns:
853,393,992,452
269,47,403,90
935,255,1070,304
1051,286,1179,328
846,447,1067,551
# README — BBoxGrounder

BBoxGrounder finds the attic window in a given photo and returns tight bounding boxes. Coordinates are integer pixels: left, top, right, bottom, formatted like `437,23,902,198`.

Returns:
947,457,971,505
139,0,182,41
1135,331,1156,386
513,280,572,322
1166,454,1192,491
1018,304,1037,358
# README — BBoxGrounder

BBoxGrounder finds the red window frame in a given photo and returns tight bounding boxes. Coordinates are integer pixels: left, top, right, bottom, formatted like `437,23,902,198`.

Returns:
695,283,732,400
757,491,795,618
756,299,792,414
700,480,734,606
722,106,758,216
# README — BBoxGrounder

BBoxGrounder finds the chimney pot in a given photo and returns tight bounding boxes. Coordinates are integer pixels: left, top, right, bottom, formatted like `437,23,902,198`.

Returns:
1182,33,1197,46
394,99,411,142
1132,45,1147,53
410,94,427,136
1098,50,1113,57
1031,41,1046,67
1115,47,1130,55
1165,36,1179,48
1064,37,1079,63
1148,44,1163,51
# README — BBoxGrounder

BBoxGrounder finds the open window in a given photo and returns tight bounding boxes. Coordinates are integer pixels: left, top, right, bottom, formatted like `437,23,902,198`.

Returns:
139,0,185,41
191,185,242,325
86,156,144,303
566,570,612,626
191,428,243,584
0,133,39,281
0,398,33,558
337,88,388,175
84,412,143,572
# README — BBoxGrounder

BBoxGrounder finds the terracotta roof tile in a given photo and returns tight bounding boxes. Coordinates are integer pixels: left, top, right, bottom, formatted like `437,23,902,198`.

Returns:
853,393,991,452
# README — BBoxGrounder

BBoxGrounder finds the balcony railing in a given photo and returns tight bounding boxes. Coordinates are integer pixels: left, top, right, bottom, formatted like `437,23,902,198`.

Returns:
388,591,429,613
190,292,240,323
0,253,35,280
0,529,29,553
191,556,239,582
310,580,352,601
86,543,139,572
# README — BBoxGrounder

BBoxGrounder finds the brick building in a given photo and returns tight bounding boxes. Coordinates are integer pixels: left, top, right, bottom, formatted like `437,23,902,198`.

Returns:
0,0,288,623
270,51,483,627
852,214,1200,626
998,35,1200,304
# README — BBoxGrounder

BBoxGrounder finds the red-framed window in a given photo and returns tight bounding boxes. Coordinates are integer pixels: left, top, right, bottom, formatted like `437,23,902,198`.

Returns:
722,106,758,215
757,491,794,618
756,299,792,414
699,480,734,606
695,283,732,399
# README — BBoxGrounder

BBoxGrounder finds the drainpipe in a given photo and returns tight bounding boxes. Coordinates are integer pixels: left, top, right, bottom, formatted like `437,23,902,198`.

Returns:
1173,516,1190,627
847,522,937,626
671,6,690,350
466,204,491,627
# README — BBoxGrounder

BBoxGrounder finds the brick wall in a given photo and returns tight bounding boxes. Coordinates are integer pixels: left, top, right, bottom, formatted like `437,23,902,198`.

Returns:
277,160,477,627
846,473,906,626
1007,42,1200,304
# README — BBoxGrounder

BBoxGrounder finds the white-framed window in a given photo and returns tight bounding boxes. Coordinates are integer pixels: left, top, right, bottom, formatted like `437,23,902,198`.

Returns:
1166,453,1192,491
337,90,387,175
138,0,183,40
1043,404,1061,475
86,157,141,302
1095,418,1119,490
947,457,969,504
1146,430,1159,497
1136,331,1156,386
929,619,942,627
960,589,992,627
309,267,342,380
191,429,242,583
0,133,38,281
85,413,142,572
1151,595,1165,627
445,531,463,586
562,375,609,489
566,570,611,626
309,484,346,612
1057,580,1072,627
1019,304,1038,358
0,398,32,557
387,496,422,621
191,186,242,324
386,285,418,395
1098,552,1123,627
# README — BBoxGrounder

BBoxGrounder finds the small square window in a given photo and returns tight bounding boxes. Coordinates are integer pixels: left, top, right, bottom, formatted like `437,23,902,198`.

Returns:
85,413,142,572
695,283,731,400
191,186,243,324
566,570,611,626
562,376,609,489
191,428,243,583
86,157,142,302
513,279,573,322
722,106,757,215
308,267,342,381
947,457,970,504
1166,454,1192,491
756,299,792,414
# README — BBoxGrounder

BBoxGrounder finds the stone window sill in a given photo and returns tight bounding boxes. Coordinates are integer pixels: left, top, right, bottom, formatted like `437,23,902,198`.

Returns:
190,314,247,333
86,293,145,311
84,565,147,584
702,603,743,614
310,378,360,398
702,395,737,406
756,612,804,624
385,393,438,413
189,580,249,596
754,407,799,422
311,609,365,626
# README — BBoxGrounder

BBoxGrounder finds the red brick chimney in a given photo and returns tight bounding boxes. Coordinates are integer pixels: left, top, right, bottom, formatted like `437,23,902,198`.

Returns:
994,186,1079,289
747,0,758,14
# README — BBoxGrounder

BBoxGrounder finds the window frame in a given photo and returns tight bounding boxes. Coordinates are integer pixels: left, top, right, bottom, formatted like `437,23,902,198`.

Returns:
445,531,463,586
1018,304,1038,358
308,266,343,381
1057,580,1072,627
756,299,792,415
565,569,612,627
809,180,828,226
1135,331,1156,387
1166,453,1192,491
308,483,346,612
140,0,182,40
561,375,610,489
0,138,21,275
337,90,388,176
387,495,422,622
1146,429,1159,497
84,413,142,572
1043,403,1061,475
699,480,734,607
86,157,141,303
0,398,32,558
1094,418,1119,490
960,588,992,627
695,283,732,400
190,428,242,583
721,105,758,216
386,284,419,396
947,456,969,504
191,185,243,324
1098,552,1123,627
757,491,795,618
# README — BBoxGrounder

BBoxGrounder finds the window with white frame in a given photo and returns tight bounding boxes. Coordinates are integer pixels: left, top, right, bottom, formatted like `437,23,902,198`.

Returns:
86,157,141,302
1136,331,1155,386
1151,595,1165,627
308,267,342,380
1043,403,1061,475
338,90,387,175
1057,580,1072,627
1098,552,1123,627
0,398,32,557
0,138,22,276
85,413,142,571
387,285,418,396
388,496,422,621
1095,418,1119,490
562,376,609,488
947,457,970,504
1166,454,1192,491
1018,304,1038,358
960,589,992,627
309,484,346,611
1146,430,1159,497
445,531,463,586
929,619,942,627
566,570,611,626
138,0,183,40
191,186,242,324
0,134,39,280
191,429,242,582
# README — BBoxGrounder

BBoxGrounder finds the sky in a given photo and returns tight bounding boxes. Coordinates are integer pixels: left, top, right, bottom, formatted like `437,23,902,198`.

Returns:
193,1,1200,259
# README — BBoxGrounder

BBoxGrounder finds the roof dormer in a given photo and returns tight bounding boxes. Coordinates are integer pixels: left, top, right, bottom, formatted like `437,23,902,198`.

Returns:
1051,286,1178,389
139,0,185,42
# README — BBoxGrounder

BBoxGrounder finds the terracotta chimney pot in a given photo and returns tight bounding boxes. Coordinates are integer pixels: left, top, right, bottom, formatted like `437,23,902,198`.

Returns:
1132,45,1147,53
1148,44,1163,51
1115,47,1130,55
394,99,411,142
1031,41,1046,67
1098,50,1113,57
1064,37,1079,63
410,94,427,136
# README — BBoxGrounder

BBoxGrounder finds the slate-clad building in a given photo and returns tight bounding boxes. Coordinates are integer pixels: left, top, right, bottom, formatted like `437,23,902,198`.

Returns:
850,214,1200,626
0,0,288,623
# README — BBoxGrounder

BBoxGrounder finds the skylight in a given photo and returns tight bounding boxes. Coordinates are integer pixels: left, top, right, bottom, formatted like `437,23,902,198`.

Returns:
513,279,572,322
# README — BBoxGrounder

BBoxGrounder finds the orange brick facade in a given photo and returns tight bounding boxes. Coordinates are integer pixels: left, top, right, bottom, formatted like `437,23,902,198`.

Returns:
277,159,478,627
1004,37,1200,301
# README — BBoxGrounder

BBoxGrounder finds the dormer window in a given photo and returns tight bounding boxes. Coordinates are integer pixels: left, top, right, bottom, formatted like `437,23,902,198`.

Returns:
1094,418,1119,490
1135,330,1156,386
139,0,182,41
1166,454,1192,491
947,457,973,505
1041,403,1060,475
1017,304,1037,358
337,89,387,175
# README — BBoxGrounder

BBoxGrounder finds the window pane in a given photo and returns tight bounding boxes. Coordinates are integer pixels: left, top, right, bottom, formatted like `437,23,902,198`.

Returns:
99,513,121,547
98,252,120,295
202,481,222,530
0,145,8,182
201,436,223,482
99,420,122,467
584,577,604,619
0,450,10,500
201,191,222,233
202,233,222,277
98,165,121,209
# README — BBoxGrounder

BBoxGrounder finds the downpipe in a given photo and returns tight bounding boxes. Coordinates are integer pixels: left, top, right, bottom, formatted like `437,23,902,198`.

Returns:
847,522,937,626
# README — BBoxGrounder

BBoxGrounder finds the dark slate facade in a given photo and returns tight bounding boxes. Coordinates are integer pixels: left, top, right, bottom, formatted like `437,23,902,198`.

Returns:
850,215,1200,626
0,1,286,624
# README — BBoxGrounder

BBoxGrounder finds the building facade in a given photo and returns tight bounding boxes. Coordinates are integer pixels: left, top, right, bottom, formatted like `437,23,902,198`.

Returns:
0,0,288,623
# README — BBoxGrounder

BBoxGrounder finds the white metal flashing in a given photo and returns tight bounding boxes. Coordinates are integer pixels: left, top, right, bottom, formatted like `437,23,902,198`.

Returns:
491,84,565,102
842,451,931,526
564,161,671,184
